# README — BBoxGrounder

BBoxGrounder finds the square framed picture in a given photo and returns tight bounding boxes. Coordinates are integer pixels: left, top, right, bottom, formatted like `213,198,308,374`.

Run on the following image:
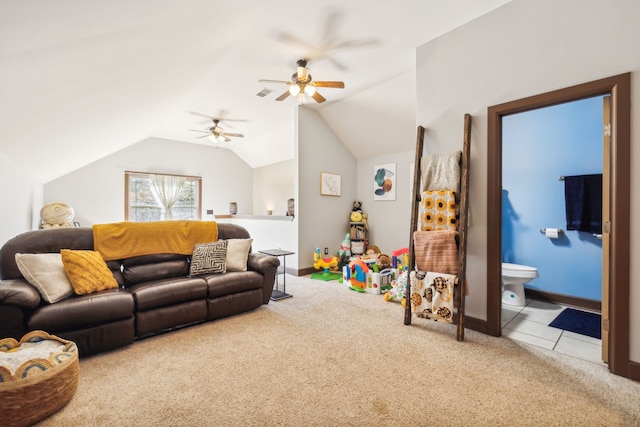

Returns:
320,172,341,196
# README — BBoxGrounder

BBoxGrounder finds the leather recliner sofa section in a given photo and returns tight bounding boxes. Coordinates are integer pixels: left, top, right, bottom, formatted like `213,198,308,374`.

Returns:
0,223,279,356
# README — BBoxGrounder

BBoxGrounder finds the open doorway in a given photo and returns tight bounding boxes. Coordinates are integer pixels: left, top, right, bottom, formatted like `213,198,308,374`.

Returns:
500,95,605,363
486,73,631,378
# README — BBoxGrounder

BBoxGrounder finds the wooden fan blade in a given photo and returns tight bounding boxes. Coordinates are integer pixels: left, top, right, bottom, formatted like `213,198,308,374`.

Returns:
275,91,291,101
312,91,326,103
188,129,210,133
311,81,345,88
196,134,210,139
259,79,292,85
224,133,244,138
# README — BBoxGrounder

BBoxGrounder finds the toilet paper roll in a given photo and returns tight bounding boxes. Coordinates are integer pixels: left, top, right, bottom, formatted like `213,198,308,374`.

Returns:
545,228,560,238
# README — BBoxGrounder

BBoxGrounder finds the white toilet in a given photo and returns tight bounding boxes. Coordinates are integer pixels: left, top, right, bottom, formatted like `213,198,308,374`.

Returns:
501,262,538,307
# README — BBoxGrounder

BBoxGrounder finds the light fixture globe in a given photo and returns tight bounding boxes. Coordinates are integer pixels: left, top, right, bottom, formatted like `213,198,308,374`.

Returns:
289,84,301,96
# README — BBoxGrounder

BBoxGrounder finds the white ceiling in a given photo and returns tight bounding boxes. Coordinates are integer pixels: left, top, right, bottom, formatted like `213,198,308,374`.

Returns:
0,0,511,183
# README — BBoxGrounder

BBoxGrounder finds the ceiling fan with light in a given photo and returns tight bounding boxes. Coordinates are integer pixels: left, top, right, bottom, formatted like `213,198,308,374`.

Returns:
259,59,345,104
188,118,244,143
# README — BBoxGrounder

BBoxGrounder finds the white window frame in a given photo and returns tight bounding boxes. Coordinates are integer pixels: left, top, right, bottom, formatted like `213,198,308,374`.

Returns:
125,171,202,221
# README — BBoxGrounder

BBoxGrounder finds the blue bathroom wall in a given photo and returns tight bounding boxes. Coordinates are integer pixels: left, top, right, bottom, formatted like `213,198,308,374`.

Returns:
502,96,603,301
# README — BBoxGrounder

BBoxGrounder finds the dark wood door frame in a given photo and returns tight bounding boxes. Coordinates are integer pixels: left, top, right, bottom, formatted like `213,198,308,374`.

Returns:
486,73,631,378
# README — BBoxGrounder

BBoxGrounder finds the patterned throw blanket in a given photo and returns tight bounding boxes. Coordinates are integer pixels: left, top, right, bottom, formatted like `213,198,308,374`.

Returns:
93,220,218,261
410,271,456,323
418,190,458,231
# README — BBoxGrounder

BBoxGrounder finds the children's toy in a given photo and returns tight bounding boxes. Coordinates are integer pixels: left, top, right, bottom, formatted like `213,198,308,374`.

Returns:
391,247,409,269
343,259,369,292
40,202,75,229
379,268,396,293
384,270,408,306
350,201,364,222
378,254,392,269
366,245,381,259
313,248,338,272
338,233,351,268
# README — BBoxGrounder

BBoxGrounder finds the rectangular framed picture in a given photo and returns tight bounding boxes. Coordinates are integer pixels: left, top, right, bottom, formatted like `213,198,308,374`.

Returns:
320,172,341,196
373,163,396,200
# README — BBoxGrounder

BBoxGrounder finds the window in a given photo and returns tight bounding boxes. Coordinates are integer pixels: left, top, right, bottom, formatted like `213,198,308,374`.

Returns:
125,171,202,221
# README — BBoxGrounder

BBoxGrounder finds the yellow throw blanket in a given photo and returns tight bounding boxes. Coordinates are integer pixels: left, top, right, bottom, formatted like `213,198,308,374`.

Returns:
93,221,218,261
418,190,458,231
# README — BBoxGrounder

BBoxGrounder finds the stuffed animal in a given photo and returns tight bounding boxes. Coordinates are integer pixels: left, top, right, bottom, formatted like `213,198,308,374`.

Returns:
365,245,381,261
350,211,363,222
350,201,364,223
338,233,351,268
361,213,369,230
40,202,75,229
378,254,392,269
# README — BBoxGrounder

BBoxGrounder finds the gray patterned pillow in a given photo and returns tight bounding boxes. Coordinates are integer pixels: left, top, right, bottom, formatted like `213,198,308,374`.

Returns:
189,240,227,276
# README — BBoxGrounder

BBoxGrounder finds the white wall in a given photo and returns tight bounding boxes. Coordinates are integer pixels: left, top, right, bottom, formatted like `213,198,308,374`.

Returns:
0,153,42,244
252,159,295,216
415,0,640,360
44,137,254,226
217,217,298,272
297,107,357,270
356,151,415,255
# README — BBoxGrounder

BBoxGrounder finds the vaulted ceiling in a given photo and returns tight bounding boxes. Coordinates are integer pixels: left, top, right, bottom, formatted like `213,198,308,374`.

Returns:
0,0,511,183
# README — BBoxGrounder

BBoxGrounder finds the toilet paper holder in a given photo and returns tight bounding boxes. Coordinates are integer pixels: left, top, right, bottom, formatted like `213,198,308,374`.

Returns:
540,228,564,236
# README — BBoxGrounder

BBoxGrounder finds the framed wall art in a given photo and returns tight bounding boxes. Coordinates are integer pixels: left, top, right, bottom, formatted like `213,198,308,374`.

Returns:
373,163,396,201
320,172,341,196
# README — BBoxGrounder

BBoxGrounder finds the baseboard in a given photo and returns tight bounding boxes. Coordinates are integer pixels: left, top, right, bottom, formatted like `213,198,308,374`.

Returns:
525,288,601,312
629,360,640,381
462,315,494,336
296,267,316,276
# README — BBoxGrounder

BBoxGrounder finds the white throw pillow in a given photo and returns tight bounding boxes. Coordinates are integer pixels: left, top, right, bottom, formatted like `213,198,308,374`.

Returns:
14,253,74,303
225,238,253,272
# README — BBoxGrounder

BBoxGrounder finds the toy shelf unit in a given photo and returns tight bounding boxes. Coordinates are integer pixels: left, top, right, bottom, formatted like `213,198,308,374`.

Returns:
350,222,367,255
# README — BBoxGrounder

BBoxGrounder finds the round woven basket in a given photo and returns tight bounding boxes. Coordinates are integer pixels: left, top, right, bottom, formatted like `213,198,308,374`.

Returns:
0,331,79,427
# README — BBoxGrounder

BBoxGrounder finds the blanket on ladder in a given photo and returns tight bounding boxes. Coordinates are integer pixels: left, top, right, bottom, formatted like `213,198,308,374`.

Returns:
410,271,456,323
413,230,458,275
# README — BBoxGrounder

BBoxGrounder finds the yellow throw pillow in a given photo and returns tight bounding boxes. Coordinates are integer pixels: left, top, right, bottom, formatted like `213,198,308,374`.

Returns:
60,249,119,295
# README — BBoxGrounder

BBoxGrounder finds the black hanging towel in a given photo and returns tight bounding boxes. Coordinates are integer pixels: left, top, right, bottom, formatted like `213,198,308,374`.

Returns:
563,174,602,234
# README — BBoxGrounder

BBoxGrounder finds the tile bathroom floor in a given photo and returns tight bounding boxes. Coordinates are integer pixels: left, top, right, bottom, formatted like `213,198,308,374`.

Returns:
502,299,605,365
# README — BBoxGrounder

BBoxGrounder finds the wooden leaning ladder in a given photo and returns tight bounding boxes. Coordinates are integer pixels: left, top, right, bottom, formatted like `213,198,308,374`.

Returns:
403,114,472,341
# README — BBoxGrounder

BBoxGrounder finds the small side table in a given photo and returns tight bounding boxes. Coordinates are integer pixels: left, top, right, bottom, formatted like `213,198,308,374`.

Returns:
258,249,295,301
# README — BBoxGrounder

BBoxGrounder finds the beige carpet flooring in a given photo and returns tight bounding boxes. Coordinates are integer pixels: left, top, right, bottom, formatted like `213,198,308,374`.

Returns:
39,275,640,426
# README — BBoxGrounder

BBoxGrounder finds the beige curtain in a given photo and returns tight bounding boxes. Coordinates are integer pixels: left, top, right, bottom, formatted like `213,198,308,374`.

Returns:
149,174,186,220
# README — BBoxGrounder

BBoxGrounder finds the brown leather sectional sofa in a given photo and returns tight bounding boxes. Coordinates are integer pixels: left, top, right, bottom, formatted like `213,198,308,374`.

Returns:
0,223,279,356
